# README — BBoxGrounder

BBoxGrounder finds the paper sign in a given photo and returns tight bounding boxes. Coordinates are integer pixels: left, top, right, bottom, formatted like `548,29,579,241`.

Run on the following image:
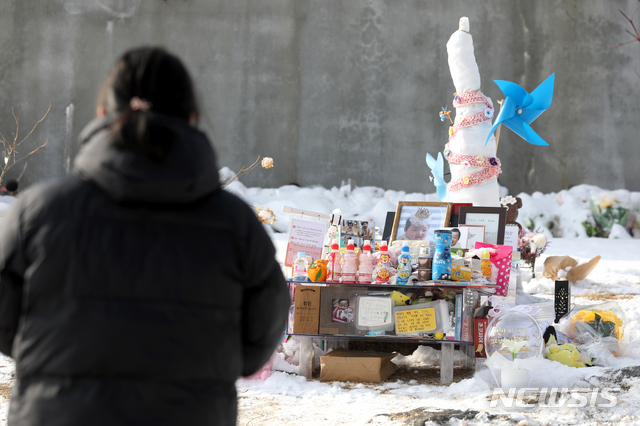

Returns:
394,307,436,334
464,213,500,244
461,225,485,249
356,297,393,328
504,225,519,251
285,217,327,266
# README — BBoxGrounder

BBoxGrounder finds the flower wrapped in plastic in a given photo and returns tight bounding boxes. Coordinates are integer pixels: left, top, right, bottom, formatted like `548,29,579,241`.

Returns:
484,296,545,389
585,192,631,237
561,301,628,365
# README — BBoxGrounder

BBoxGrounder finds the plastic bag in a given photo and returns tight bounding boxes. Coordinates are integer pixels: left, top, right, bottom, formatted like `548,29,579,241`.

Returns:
560,301,628,366
474,242,513,296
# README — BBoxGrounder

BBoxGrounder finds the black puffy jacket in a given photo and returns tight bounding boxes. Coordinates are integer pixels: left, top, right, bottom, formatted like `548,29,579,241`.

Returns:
0,115,289,426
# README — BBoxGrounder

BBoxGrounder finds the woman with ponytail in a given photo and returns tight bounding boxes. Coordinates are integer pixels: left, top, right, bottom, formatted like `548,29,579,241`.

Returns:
0,47,289,426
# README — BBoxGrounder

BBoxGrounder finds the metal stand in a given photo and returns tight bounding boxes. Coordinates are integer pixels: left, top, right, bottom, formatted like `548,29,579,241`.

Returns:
460,344,475,369
440,343,454,385
299,336,315,379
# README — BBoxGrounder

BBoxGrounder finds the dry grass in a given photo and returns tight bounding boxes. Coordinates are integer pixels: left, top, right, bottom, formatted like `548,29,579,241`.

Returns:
574,292,638,301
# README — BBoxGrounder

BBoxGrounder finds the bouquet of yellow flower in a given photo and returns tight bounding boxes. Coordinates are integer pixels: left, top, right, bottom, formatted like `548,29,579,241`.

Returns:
570,308,624,340
563,302,628,363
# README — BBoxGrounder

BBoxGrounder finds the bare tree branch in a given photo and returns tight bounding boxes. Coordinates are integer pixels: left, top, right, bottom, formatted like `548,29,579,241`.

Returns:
220,156,261,189
0,105,51,187
612,9,640,49
17,104,51,148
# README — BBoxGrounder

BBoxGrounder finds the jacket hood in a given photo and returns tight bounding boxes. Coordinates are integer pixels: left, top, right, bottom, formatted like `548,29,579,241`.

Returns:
74,115,221,204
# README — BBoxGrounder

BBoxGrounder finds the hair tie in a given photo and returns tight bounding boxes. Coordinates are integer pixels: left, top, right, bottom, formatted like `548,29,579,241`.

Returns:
130,97,152,111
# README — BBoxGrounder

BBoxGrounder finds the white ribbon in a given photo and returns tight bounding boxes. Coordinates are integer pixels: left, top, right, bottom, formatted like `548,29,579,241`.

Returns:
487,295,542,319
485,296,545,388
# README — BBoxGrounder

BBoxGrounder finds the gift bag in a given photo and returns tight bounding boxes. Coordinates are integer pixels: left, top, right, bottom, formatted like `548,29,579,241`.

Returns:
475,242,513,296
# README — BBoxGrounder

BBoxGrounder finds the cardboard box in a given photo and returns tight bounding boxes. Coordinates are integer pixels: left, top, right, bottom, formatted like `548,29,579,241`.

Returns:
452,264,473,281
474,316,488,358
319,348,398,383
291,286,321,334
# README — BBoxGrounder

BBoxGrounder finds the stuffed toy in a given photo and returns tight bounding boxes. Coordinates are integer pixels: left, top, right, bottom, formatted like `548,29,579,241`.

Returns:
544,335,592,368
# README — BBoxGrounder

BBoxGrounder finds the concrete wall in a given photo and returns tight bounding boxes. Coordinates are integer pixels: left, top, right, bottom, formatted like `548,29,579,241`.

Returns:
1,0,638,195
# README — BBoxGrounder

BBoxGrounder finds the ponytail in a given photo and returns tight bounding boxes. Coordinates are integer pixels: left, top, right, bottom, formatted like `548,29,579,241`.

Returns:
97,47,199,163
110,107,175,163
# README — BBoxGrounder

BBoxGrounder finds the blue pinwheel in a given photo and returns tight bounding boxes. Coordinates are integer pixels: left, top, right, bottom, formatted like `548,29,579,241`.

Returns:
426,152,447,200
485,73,555,147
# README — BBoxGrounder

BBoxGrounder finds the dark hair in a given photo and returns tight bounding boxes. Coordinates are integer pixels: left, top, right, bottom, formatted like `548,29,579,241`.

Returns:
451,228,460,237
97,47,199,162
5,180,18,192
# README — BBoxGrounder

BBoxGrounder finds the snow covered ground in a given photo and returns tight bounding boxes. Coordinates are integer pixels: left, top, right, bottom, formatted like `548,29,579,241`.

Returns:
1,180,639,425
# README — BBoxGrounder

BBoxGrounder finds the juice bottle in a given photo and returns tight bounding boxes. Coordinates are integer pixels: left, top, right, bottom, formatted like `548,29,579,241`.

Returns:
326,239,342,282
481,251,492,281
373,241,391,284
357,240,374,284
293,252,309,280
396,241,412,285
341,239,357,283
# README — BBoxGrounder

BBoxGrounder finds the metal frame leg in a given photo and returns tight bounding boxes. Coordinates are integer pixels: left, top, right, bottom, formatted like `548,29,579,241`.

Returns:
461,344,475,369
299,336,315,379
440,342,454,385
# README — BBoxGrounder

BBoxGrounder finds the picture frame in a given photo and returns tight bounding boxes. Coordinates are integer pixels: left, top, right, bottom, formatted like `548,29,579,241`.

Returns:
318,287,368,336
459,225,485,249
458,206,507,245
340,219,375,249
440,226,469,249
448,203,473,227
390,201,452,245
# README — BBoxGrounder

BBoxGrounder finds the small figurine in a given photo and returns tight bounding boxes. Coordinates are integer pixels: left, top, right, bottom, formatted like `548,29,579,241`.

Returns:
439,106,453,124
500,195,523,230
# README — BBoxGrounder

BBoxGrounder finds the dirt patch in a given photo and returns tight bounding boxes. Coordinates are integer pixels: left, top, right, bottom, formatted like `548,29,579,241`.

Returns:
0,383,11,400
574,292,637,301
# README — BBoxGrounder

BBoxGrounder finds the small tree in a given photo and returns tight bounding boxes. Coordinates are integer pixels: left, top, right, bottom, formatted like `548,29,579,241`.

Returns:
612,6,640,78
0,104,51,187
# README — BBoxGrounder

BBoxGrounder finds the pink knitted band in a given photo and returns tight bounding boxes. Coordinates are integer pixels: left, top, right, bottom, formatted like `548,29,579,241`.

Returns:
448,111,492,140
446,90,501,192
453,91,493,109
444,142,502,192
447,166,501,192
449,90,495,139
444,142,501,169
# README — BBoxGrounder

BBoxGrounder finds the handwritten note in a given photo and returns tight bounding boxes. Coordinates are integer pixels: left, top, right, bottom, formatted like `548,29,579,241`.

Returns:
395,307,436,334
464,213,499,244
504,225,519,251
356,297,393,328
285,217,327,266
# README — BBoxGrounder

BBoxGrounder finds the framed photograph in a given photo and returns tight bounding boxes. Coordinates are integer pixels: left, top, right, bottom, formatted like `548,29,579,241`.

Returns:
458,207,507,245
319,287,368,336
448,203,472,227
441,227,469,249
390,202,452,245
340,219,375,249
460,225,485,249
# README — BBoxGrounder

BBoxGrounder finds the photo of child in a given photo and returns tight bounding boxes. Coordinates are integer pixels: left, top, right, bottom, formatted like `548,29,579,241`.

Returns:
396,207,432,241
359,221,373,239
332,299,354,323
441,226,469,249
340,219,375,250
